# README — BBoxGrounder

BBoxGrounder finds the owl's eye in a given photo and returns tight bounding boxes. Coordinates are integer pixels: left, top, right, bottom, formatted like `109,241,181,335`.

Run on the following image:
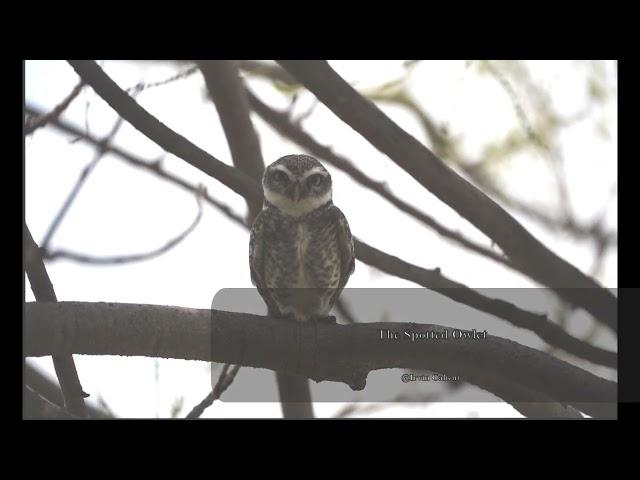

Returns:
307,174,324,187
273,170,289,183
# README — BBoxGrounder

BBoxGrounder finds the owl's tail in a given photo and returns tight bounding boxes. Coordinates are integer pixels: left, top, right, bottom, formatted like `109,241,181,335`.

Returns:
266,306,315,418
275,371,314,418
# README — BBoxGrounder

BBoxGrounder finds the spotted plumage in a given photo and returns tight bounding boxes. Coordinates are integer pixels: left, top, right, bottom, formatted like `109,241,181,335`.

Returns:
249,155,355,321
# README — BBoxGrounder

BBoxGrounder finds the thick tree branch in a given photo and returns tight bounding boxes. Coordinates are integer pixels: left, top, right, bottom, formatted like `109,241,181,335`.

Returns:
276,60,617,334
198,60,265,222
24,302,616,418
24,225,88,417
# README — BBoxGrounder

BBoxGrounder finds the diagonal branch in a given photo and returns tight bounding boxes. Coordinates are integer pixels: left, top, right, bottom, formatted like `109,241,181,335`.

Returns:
24,301,617,418
276,60,617,334
197,60,265,222
24,225,88,417
185,364,240,419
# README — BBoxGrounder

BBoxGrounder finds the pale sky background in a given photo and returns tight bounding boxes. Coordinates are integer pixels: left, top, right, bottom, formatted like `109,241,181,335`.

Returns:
24,60,617,418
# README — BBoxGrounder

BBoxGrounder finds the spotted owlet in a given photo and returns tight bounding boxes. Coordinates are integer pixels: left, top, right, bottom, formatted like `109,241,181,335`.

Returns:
249,154,355,322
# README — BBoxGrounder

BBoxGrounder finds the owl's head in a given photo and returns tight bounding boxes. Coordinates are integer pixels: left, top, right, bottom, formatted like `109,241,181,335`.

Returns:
262,154,333,217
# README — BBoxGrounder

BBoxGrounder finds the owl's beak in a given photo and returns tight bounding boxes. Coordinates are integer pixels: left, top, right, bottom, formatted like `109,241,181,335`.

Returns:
292,181,302,202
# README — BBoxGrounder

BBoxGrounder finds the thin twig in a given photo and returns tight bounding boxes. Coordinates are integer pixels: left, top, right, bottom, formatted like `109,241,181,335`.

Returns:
25,81,84,136
43,186,206,265
41,117,124,250
126,65,199,94
185,364,241,418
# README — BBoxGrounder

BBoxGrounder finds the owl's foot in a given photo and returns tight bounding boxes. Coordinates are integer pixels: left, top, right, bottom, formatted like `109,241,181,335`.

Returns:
314,315,337,325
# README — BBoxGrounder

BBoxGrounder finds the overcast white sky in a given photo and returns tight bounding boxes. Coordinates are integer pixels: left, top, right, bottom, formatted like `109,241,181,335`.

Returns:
25,60,617,418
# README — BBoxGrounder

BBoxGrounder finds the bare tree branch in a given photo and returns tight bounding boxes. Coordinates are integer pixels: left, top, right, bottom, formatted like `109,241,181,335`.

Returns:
25,81,84,136
276,60,617,334
198,60,265,222
24,225,88,417
185,364,240,419
126,65,199,94
24,302,616,418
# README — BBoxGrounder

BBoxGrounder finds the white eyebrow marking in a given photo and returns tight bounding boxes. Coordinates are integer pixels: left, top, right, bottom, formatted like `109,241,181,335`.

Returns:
301,167,328,179
271,165,294,179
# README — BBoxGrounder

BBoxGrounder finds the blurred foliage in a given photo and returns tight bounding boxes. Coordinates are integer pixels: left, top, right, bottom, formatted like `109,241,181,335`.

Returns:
170,396,184,418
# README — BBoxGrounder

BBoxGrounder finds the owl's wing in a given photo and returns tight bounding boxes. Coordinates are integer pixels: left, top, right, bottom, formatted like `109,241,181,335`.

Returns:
332,205,355,291
249,210,266,289
249,210,282,316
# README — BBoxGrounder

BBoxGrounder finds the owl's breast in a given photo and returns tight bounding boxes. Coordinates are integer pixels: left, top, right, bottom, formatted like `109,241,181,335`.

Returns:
262,213,342,319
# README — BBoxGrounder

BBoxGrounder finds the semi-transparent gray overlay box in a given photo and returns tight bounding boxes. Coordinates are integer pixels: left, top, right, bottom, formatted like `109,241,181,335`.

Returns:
208,288,617,407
